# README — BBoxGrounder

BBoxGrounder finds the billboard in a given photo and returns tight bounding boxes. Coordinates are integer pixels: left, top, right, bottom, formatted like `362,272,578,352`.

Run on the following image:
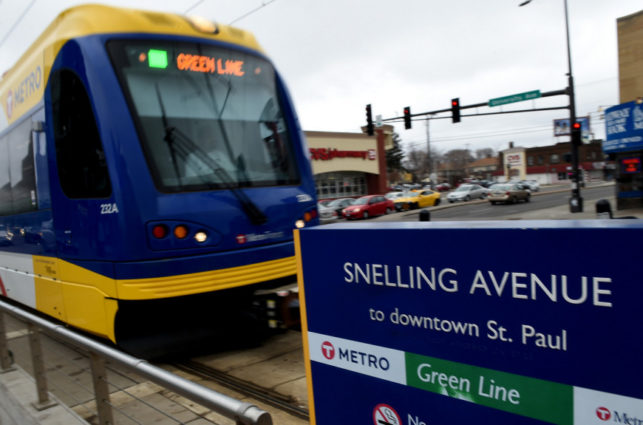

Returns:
296,221,643,425
553,116,590,141
603,101,643,153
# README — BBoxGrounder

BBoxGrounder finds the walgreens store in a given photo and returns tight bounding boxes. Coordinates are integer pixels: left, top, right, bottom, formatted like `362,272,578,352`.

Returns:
305,128,391,202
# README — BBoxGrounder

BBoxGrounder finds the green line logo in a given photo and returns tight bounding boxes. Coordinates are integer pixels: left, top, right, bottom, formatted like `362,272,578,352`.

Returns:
406,353,573,425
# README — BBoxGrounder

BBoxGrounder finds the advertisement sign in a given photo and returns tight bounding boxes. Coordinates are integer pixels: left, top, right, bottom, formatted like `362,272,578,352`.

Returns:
553,116,590,140
296,222,643,425
603,101,643,153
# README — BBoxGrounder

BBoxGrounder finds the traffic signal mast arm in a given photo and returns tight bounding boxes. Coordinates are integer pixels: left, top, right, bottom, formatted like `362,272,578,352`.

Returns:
378,88,568,127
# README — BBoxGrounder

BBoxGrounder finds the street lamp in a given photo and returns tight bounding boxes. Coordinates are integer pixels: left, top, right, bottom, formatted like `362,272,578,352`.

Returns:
520,0,583,212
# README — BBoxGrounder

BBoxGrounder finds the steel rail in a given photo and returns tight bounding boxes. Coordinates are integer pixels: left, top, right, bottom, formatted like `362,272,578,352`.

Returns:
0,299,272,425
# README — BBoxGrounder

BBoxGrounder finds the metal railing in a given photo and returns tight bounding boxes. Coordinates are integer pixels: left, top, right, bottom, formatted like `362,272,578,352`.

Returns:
0,299,272,425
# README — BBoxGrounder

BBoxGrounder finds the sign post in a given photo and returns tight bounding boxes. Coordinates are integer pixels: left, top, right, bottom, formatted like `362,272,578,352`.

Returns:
296,221,643,425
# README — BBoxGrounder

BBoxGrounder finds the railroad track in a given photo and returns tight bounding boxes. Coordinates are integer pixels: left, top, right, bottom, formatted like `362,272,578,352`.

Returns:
172,359,310,420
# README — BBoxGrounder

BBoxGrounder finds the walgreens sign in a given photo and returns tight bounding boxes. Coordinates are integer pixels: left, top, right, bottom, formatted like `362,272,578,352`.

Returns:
310,148,376,161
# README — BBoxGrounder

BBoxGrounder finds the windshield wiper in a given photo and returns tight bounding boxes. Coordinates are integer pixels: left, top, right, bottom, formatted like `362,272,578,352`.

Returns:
156,85,184,189
154,85,267,226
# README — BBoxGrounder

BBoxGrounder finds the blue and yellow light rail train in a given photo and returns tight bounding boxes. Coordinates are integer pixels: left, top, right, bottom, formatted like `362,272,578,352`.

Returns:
0,5,318,354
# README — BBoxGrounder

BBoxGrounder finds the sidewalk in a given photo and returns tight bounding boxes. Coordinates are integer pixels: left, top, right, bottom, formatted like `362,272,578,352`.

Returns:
503,197,643,220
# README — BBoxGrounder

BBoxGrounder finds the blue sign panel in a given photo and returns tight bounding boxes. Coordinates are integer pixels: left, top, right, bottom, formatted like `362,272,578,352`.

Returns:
604,101,643,153
296,221,643,425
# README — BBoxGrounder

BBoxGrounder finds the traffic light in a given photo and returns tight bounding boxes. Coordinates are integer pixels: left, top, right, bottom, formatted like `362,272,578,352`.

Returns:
403,106,411,129
571,121,581,146
365,104,374,136
451,98,461,123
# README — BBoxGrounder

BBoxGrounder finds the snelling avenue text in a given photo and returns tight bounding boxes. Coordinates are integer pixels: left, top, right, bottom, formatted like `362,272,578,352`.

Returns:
344,262,614,308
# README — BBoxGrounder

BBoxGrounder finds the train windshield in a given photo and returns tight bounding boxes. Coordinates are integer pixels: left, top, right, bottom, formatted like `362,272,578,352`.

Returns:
107,40,300,192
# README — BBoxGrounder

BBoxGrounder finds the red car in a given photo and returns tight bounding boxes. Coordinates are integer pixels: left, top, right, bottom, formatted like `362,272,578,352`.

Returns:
435,183,451,192
342,195,394,219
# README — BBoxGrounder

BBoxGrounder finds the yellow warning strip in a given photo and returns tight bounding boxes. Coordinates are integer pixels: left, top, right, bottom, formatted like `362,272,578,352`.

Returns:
294,229,316,425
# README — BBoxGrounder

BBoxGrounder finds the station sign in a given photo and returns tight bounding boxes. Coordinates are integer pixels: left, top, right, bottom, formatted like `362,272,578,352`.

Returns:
603,101,643,153
295,221,643,425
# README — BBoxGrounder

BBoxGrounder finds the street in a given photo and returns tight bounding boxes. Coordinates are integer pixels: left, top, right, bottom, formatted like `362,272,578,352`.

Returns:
376,184,616,222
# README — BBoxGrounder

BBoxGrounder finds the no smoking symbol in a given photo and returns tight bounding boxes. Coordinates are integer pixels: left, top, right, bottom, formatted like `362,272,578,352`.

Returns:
373,403,401,425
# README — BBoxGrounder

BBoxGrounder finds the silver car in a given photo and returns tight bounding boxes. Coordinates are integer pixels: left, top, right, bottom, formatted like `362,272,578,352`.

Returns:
446,184,487,202
488,183,531,204
318,198,356,223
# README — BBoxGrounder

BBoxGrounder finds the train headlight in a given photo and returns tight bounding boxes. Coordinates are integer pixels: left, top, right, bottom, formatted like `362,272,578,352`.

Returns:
194,231,208,243
295,220,305,229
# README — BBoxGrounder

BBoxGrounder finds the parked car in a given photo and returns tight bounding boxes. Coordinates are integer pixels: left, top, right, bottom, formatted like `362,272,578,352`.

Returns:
488,183,531,204
519,180,540,192
446,184,487,202
385,191,408,201
318,202,336,223
435,183,451,192
342,195,394,219
394,190,441,211
318,198,357,223
327,198,356,218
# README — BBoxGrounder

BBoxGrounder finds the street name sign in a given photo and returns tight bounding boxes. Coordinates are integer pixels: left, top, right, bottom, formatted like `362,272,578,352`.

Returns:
296,221,643,425
489,90,541,107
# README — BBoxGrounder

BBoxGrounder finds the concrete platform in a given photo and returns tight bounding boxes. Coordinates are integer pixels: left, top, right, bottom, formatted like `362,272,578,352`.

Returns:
0,365,89,425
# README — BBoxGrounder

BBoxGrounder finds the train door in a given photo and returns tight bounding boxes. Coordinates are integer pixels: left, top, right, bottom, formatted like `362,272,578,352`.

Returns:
46,68,116,260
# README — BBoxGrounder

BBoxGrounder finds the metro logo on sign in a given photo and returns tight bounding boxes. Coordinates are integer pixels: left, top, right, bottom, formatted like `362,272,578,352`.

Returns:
596,407,611,421
308,332,406,385
321,341,335,359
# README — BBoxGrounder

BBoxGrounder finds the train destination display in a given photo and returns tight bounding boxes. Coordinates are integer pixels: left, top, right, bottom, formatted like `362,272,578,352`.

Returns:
295,221,643,425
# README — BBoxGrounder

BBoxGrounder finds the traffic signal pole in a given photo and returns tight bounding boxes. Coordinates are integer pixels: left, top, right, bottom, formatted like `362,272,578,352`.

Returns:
564,0,583,212
521,0,582,212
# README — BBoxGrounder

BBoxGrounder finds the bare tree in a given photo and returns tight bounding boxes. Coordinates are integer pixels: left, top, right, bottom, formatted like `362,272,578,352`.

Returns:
475,148,495,160
402,149,428,182
444,149,474,168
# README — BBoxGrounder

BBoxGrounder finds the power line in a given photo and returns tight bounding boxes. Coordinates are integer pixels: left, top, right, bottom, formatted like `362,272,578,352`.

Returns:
184,0,206,15
0,0,37,48
230,0,277,25
402,124,555,151
402,123,553,146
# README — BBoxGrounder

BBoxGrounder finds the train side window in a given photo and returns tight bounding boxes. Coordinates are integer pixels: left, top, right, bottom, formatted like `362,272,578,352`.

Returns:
8,119,37,213
0,135,11,215
51,69,112,199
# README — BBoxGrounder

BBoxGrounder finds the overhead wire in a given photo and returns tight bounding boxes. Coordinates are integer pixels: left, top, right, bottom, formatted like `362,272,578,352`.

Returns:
0,0,37,48
229,0,277,25
401,123,554,149
184,0,207,15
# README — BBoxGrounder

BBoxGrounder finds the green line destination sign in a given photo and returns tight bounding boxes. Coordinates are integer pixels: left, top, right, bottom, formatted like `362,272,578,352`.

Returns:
489,90,541,107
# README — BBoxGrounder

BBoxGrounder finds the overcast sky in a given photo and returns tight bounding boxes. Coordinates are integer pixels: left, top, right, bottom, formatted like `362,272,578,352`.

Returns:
0,0,641,155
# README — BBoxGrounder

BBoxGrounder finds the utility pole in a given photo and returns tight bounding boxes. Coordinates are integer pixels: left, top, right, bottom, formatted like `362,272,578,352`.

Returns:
425,117,431,183
520,0,582,212
563,0,583,212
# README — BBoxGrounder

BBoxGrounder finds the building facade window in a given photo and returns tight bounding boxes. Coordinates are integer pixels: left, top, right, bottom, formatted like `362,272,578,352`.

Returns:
315,172,367,199
527,156,534,166
550,154,560,164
